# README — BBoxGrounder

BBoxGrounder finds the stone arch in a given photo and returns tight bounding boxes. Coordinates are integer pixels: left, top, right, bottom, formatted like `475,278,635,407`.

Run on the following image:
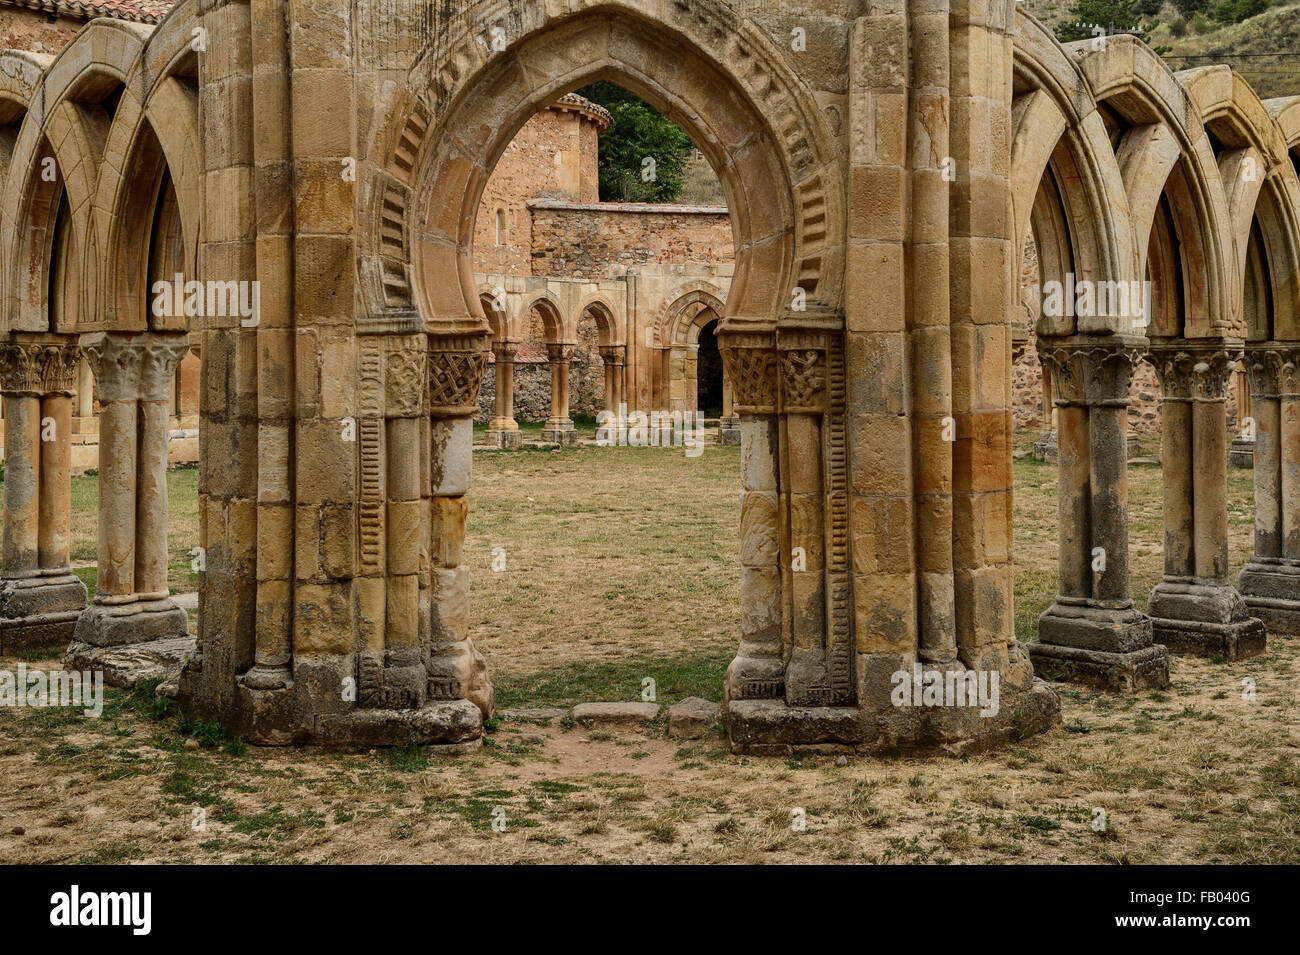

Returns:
520,290,568,344
657,286,726,347
362,0,844,332
476,284,511,342
1012,16,1138,335
574,294,620,347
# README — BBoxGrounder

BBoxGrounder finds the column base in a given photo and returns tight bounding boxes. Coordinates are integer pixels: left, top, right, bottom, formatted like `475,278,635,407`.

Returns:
1030,601,1169,691
1239,561,1300,635
723,653,786,702
1229,436,1255,469
1148,580,1267,660
540,425,578,447
0,572,88,652
718,416,741,446
72,596,189,648
1028,642,1169,692
1036,600,1154,653
175,651,485,749
484,428,523,449
1032,429,1057,463
725,678,1061,756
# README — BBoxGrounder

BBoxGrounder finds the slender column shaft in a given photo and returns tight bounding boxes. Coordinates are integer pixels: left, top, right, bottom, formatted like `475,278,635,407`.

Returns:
1090,400,1130,603
386,414,421,653
2,395,41,574
1056,403,1090,598
135,395,171,597
1252,394,1282,559
97,391,138,597
38,394,73,570
1282,390,1300,560
1193,393,1229,581
1161,398,1194,578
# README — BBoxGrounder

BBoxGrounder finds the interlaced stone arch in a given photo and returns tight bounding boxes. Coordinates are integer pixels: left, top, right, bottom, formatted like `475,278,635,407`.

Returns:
361,0,845,334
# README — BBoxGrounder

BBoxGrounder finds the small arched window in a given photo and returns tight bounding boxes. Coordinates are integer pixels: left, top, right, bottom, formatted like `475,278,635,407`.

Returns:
495,208,506,245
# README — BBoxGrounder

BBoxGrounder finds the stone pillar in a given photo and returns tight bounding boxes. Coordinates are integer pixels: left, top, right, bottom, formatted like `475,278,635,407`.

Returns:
721,335,785,702
1238,344,1300,633
541,342,577,446
426,333,494,718
1147,344,1265,659
1030,340,1169,689
1229,362,1255,468
598,344,628,443
540,343,577,446
1032,360,1058,462
718,360,741,445
485,341,521,449
72,333,189,649
0,338,87,651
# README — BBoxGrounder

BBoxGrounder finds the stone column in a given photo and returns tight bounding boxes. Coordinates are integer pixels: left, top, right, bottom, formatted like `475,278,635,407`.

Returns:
1030,339,1169,690
485,340,521,449
1033,359,1058,462
426,333,494,718
1147,343,1265,659
718,360,741,445
1229,362,1255,468
598,344,628,444
1238,344,1300,633
541,342,577,446
721,335,785,702
0,338,87,651
72,333,189,649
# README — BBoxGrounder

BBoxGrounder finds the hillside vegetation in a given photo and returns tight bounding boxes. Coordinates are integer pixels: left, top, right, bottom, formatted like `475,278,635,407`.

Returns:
1021,0,1300,99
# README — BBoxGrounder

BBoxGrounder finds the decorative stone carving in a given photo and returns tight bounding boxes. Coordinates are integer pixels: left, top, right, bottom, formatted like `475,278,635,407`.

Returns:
720,336,779,414
1038,341,1144,408
428,333,489,416
385,334,427,418
545,342,575,364
1148,345,1240,402
0,340,80,396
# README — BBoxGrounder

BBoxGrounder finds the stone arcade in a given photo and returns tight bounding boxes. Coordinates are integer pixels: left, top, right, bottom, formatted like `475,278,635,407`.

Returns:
1,0,1298,753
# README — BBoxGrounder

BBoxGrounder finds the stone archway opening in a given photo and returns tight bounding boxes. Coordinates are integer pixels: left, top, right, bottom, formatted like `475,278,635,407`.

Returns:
696,315,723,419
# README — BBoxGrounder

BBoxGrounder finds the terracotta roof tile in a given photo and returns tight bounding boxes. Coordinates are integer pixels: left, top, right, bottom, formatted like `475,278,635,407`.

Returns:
0,0,176,24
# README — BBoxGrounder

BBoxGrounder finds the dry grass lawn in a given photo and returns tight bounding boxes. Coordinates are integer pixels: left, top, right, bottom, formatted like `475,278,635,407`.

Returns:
0,432,1295,864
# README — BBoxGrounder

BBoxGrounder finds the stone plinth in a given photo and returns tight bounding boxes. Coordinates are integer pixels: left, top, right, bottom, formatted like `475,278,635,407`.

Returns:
484,428,523,448
1148,581,1267,660
1229,435,1255,469
0,572,86,652
1031,604,1169,691
1148,343,1266,659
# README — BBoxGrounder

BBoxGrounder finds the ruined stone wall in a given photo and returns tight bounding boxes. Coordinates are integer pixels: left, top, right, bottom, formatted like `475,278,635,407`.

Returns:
0,7,85,55
529,202,733,279
473,103,604,276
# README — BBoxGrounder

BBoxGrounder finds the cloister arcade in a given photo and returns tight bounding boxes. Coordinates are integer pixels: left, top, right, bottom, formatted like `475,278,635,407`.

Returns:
0,0,1296,752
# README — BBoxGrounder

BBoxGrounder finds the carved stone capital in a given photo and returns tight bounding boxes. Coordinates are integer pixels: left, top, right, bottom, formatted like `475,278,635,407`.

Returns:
1243,344,1300,400
545,342,575,364
1037,338,1144,407
491,340,520,363
0,337,80,396
718,332,778,414
1148,342,1241,402
598,344,625,366
138,335,191,402
80,333,143,403
385,334,427,418
427,332,489,416
779,330,834,414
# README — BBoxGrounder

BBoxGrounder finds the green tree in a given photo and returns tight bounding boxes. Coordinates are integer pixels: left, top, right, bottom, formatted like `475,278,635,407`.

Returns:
1054,0,1158,45
574,82,694,203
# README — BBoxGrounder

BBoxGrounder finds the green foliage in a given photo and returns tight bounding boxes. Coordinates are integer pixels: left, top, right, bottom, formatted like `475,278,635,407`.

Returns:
574,82,694,203
1169,14,1189,33
1172,0,1212,15
1212,0,1268,21
1054,0,1158,44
